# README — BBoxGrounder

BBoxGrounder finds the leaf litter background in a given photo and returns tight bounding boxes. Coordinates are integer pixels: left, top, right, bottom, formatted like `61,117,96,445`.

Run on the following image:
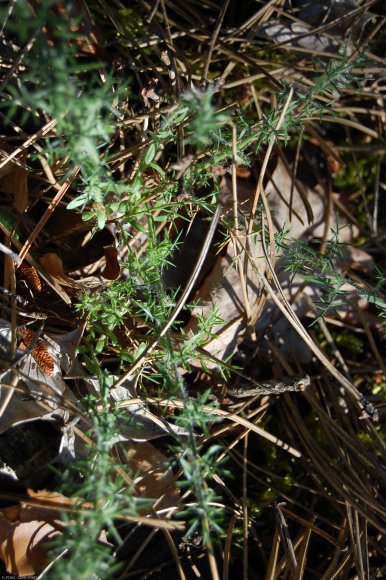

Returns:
0,0,386,578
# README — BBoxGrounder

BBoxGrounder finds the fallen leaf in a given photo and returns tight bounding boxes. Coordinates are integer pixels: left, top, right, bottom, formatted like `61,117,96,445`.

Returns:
125,441,180,509
264,156,325,240
183,244,262,363
0,497,62,576
0,488,108,576
39,252,82,289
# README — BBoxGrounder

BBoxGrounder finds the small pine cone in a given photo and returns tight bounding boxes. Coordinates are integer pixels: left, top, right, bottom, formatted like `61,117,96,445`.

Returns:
18,263,42,292
17,327,54,376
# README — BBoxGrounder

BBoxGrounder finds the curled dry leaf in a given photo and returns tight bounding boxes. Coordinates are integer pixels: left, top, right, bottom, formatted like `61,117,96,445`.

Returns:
101,245,120,280
0,517,58,575
39,252,83,289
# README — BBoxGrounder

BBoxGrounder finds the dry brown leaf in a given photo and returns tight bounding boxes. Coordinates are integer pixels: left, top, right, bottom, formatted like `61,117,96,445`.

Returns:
39,252,83,289
0,488,103,575
125,441,180,509
0,500,61,575
39,251,70,279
